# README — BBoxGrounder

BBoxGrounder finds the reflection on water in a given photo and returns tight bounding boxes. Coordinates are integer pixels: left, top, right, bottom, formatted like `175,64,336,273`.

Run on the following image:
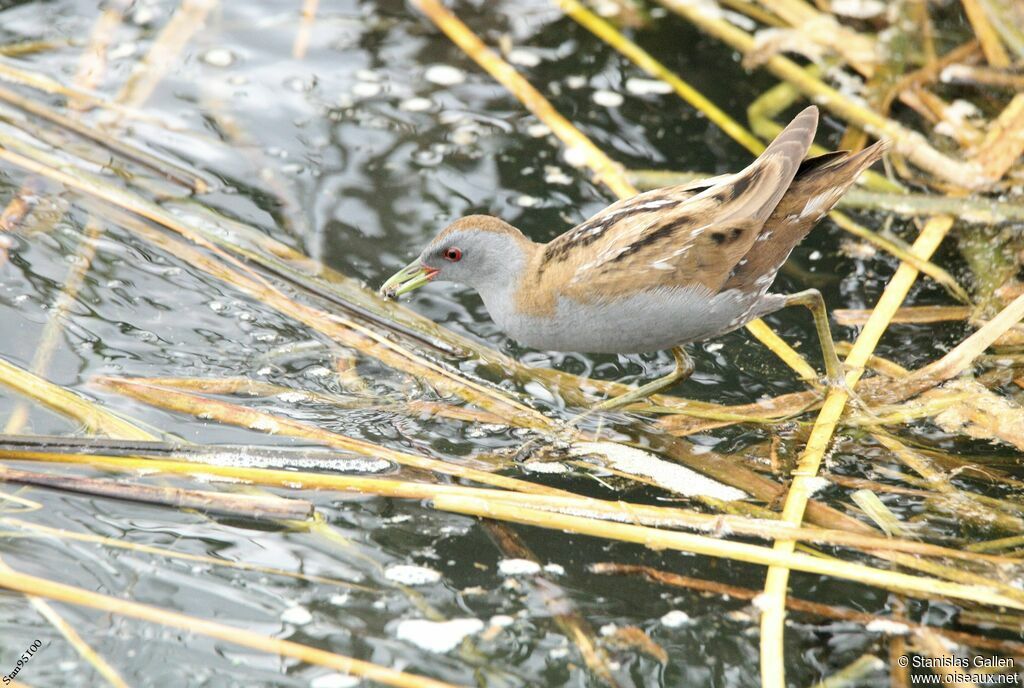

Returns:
0,0,1017,686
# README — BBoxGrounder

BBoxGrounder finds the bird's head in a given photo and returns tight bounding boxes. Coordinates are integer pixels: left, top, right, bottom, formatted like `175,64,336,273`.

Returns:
380,215,530,299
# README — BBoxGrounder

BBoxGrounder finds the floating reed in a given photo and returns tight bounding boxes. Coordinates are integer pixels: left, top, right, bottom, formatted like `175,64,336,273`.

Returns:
0,567,460,688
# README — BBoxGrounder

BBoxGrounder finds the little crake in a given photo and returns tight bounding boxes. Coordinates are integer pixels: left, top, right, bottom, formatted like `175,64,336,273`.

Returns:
381,106,886,410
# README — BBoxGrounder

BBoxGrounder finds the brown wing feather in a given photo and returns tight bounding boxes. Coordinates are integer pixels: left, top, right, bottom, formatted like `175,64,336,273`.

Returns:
722,139,888,293
555,106,820,302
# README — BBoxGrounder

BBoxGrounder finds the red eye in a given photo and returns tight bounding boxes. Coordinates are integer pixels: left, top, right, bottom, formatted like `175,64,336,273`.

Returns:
444,247,462,262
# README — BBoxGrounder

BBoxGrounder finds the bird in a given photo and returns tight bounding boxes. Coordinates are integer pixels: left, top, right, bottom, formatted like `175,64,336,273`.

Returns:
381,106,886,412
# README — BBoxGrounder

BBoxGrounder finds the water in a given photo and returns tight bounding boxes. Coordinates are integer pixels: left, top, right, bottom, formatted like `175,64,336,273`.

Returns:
0,1,1019,686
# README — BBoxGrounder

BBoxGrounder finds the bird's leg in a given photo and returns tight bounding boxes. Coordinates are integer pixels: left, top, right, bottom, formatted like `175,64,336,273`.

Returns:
778,288,844,387
578,347,694,421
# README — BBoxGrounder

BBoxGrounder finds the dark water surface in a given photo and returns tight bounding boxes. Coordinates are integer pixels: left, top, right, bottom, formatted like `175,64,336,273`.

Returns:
0,1,1017,687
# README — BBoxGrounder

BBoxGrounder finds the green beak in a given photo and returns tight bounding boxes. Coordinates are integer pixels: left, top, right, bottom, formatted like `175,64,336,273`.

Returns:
379,260,439,299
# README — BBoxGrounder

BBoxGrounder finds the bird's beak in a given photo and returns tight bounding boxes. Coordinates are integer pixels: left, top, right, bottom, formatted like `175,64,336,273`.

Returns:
379,260,439,299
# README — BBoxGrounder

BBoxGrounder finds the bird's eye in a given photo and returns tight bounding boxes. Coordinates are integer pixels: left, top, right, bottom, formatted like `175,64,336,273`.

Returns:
444,247,462,262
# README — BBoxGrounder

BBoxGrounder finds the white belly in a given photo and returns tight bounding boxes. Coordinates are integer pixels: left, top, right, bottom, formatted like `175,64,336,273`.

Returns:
487,286,770,354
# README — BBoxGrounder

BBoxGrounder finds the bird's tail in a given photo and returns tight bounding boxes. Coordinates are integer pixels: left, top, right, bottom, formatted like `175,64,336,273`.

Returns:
794,139,888,190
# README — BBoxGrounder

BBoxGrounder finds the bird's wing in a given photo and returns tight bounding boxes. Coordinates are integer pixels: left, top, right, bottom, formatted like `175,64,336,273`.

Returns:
550,106,820,302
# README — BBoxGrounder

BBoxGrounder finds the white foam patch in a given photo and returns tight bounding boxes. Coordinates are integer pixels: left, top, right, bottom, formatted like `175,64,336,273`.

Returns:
424,65,465,86
865,619,911,635
384,565,442,586
522,461,569,474
507,48,541,67
311,674,360,688
593,90,624,107
281,605,313,625
625,77,673,95
660,610,692,628
803,476,831,496
395,618,484,653
570,442,747,501
498,558,542,576
831,0,886,18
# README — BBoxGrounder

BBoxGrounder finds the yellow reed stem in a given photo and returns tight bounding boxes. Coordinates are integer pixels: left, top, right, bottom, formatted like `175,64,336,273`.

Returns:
413,0,633,197
973,93,1024,182
115,0,218,107
556,0,763,154
4,219,102,434
413,0,814,381
2,558,129,688
0,567,460,688
428,495,1024,610
756,0,877,76
0,357,158,441
960,0,1011,67
834,305,971,326
0,518,371,590
93,376,565,496
892,292,1024,401
0,138,551,428
70,0,130,105
758,215,954,688
293,0,319,59
656,0,993,189
0,6,165,681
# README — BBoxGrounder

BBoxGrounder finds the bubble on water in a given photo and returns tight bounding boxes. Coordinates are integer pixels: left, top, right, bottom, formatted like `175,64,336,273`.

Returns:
507,48,541,67
109,43,137,60
285,76,315,92
131,5,156,24
625,77,673,95
563,145,589,168
425,65,465,86
305,366,332,378
498,558,541,576
515,195,540,208
329,593,351,606
400,97,433,112
593,90,624,107
543,563,565,576
451,127,478,147
202,48,235,67
865,619,910,635
352,81,382,98
489,614,515,628
544,166,573,185
311,674,360,688
281,605,313,625
527,123,551,138
413,147,445,166
660,610,691,628
565,75,587,89
208,301,227,313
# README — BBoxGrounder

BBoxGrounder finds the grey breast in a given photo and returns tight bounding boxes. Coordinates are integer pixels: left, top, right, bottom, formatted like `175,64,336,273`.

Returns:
492,286,768,354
